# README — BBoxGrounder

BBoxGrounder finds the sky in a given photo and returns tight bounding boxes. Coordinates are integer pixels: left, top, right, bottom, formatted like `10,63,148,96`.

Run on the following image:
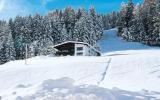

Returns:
0,0,142,20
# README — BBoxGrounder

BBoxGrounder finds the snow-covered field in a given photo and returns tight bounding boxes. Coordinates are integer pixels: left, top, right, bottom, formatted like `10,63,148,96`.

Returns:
0,29,160,100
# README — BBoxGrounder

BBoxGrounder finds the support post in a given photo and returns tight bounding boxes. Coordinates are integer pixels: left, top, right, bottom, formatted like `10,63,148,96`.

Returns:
25,44,28,65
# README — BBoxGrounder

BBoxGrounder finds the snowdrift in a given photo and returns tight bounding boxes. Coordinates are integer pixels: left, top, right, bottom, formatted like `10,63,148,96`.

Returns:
5,77,160,100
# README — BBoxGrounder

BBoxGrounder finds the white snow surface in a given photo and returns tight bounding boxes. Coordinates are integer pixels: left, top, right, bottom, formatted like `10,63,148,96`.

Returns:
0,28,160,100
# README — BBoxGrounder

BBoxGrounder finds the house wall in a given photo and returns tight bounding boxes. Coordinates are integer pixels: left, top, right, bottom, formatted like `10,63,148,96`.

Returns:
74,43,100,56
74,43,86,56
83,45,90,56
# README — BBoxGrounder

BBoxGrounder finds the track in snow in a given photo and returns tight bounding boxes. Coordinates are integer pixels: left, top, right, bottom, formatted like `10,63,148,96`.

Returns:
97,58,112,85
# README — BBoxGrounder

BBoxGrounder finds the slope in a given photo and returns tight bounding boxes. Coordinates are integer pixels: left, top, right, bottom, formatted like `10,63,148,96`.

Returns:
0,28,160,100
99,28,160,91
99,28,152,53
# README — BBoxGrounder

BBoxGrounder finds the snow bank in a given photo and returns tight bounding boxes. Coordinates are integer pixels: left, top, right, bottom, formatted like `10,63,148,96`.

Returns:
4,78,160,100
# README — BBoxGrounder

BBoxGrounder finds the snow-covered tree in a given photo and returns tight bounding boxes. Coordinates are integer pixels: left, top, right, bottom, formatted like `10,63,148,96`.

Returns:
4,25,16,62
125,0,134,27
89,6,103,41
117,2,127,36
0,21,16,64
13,16,26,59
63,7,76,40
61,24,68,42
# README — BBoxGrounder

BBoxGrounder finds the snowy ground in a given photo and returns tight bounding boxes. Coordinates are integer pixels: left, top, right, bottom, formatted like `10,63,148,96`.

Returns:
99,28,160,92
0,28,160,100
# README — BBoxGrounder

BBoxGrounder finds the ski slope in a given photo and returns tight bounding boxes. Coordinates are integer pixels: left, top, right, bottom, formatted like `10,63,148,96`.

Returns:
99,28,160,91
99,28,151,53
0,28,160,100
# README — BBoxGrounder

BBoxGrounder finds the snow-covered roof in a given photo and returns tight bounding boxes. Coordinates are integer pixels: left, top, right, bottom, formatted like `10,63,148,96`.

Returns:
51,41,101,54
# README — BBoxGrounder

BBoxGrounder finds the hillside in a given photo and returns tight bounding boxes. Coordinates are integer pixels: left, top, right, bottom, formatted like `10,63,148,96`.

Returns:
99,28,160,91
0,29,160,100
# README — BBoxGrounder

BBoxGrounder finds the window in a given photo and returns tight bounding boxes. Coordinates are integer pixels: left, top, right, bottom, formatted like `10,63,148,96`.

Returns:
77,47,83,51
76,52,83,56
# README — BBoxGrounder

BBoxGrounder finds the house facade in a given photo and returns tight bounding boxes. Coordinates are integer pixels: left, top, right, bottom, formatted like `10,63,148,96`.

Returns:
51,41,101,56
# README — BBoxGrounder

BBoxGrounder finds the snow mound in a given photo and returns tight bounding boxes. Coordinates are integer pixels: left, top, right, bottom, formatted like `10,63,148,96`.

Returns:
5,78,160,100
41,78,74,91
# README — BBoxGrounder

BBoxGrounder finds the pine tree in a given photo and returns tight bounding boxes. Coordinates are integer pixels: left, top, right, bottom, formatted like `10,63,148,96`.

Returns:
24,15,33,44
13,16,26,59
117,2,127,36
4,25,16,61
152,0,160,45
125,0,134,27
48,12,63,44
63,7,76,40
73,9,87,42
152,16,160,45
0,21,7,64
0,21,16,64
89,6,103,41
32,14,43,41
32,14,44,56
43,16,54,46
61,24,68,42
0,43,7,64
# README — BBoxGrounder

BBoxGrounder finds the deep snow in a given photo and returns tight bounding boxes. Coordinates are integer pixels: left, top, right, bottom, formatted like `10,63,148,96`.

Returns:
0,28,160,100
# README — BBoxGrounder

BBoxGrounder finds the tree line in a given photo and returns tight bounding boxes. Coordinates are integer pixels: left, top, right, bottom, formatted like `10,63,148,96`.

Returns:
0,7,103,64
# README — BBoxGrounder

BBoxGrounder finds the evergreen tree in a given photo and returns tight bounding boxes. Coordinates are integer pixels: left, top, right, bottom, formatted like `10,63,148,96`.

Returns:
32,14,44,56
0,21,7,64
4,25,16,61
89,6,103,41
0,43,7,64
24,15,33,44
152,0,160,45
63,7,76,40
0,21,16,64
48,12,63,44
125,0,134,27
13,16,26,59
117,2,127,36
61,24,68,42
